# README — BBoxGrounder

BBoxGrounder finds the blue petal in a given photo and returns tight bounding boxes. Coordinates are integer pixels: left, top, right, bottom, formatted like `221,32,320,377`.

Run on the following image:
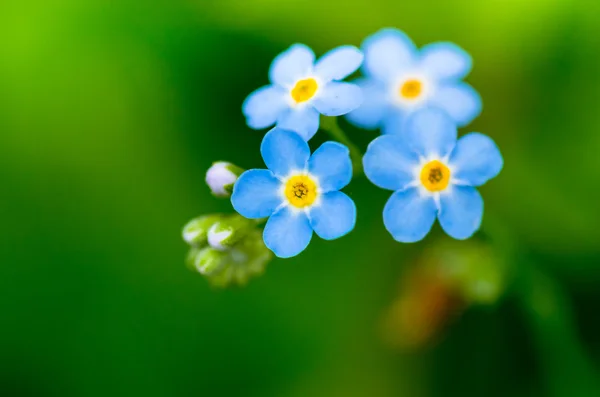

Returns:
363,135,419,191
313,45,363,82
362,28,417,83
420,42,472,81
381,109,409,135
430,83,482,127
345,78,388,129
231,170,282,219
242,85,288,129
312,82,363,117
383,188,437,243
269,44,315,87
308,142,352,192
404,108,457,158
309,192,356,240
438,186,483,240
261,128,310,178
277,106,320,141
263,207,313,258
449,133,503,186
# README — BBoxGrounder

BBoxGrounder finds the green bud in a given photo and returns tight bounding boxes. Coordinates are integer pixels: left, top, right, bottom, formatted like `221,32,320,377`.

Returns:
182,214,222,247
184,217,272,288
207,215,255,251
191,247,227,276
240,230,272,275
207,265,235,288
203,230,272,288
185,246,202,270
206,162,245,198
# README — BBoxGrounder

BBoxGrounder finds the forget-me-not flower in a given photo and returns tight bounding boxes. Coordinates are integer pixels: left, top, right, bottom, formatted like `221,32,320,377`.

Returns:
232,128,357,258
346,28,481,134
363,108,502,242
243,44,364,141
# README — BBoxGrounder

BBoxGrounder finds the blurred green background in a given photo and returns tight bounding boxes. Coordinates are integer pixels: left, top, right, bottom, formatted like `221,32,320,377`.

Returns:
2,0,600,396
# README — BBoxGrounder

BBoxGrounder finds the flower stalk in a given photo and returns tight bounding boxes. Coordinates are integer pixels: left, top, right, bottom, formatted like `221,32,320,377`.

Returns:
320,115,364,176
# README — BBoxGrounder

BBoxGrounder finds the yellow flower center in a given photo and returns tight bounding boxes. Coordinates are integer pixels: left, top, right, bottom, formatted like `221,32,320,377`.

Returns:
284,175,318,208
291,78,318,103
399,79,423,100
420,160,451,192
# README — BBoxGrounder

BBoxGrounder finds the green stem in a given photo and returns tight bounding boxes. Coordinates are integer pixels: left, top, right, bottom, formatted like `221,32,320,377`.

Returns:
320,116,363,176
254,218,268,226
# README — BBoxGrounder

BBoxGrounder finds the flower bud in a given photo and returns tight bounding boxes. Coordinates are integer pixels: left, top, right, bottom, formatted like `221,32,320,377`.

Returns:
205,162,244,198
182,215,222,247
185,247,202,270
183,217,272,288
207,215,255,251
205,231,273,288
189,247,227,275
207,264,235,288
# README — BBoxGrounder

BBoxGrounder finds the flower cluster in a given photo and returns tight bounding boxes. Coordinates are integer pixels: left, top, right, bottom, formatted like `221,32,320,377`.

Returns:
183,28,503,286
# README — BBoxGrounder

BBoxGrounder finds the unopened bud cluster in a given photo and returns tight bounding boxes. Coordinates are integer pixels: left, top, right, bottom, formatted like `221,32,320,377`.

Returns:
182,214,271,287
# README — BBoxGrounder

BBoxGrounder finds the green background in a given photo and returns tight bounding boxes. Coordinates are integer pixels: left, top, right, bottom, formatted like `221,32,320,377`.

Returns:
2,0,600,396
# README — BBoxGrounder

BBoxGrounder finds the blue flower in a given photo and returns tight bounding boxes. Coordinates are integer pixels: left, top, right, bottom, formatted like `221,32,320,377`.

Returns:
346,28,481,134
363,108,502,242
231,128,357,258
243,44,364,141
